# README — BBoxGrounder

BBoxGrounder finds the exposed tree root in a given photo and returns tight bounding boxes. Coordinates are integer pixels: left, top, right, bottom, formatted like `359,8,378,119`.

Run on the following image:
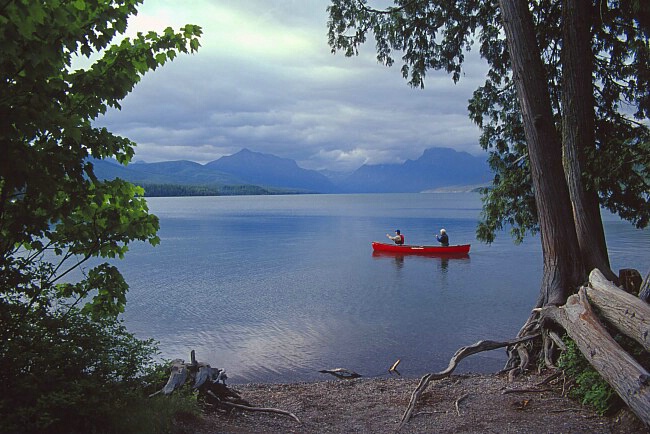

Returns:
206,390,301,423
505,312,544,379
536,371,561,386
398,334,538,430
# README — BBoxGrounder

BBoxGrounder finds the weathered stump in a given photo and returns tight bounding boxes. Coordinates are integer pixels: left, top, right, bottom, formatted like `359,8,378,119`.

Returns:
619,268,644,295
152,350,300,423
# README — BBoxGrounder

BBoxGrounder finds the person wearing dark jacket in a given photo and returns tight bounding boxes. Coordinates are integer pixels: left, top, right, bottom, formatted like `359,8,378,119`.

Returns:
436,228,449,246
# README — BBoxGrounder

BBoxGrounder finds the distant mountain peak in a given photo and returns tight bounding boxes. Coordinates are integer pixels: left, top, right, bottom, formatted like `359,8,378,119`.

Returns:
93,146,490,195
343,146,490,193
206,149,334,192
210,148,300,169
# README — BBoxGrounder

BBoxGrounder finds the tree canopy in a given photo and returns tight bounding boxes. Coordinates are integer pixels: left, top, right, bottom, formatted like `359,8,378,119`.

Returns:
327,2,650,418
0,1,201,432
327,0,649,244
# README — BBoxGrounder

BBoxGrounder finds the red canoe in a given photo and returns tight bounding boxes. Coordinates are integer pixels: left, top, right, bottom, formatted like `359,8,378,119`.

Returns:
372,241,471,255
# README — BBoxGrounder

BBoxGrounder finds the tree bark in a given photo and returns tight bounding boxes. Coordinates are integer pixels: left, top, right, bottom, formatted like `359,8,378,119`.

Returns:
560,0,616,282
587,269,650,351
640,270,650,303
541,288,650,425
499,0,584,306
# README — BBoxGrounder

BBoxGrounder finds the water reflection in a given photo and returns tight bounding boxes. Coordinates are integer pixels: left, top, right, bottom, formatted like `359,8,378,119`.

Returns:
372,251,470,261
371,251,470,273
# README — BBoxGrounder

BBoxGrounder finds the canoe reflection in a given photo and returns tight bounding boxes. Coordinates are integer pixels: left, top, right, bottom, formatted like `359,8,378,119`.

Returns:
371,251,470,260
372,250,470,271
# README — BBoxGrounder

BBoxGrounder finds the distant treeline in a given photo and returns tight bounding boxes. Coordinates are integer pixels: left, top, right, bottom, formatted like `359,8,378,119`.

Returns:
137,183,301,197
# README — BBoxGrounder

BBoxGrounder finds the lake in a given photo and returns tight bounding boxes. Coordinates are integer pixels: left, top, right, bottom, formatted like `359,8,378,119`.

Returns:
116,193,649,384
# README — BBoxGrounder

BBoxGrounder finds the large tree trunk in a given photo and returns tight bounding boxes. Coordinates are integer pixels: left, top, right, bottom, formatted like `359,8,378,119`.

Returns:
499,0,583,306
560,0,616,282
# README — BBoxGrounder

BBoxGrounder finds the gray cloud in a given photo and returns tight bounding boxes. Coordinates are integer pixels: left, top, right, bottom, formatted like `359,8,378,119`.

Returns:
96,0,489,172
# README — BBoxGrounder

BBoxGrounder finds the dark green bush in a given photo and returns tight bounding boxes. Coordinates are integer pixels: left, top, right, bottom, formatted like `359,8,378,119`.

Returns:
0,307,200,434
557,336,615,415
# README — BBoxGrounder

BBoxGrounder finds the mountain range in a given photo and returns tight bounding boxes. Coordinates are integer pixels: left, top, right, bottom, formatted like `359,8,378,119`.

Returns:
92,147,491,195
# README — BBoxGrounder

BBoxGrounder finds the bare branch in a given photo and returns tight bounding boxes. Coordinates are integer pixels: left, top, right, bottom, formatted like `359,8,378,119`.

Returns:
208,392,301,424
399,334,538,429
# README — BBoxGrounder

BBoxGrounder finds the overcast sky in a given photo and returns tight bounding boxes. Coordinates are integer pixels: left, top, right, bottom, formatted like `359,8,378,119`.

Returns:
95,0,489,172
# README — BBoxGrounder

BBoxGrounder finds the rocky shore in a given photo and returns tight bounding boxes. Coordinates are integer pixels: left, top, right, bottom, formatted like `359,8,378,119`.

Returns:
182,372,647,433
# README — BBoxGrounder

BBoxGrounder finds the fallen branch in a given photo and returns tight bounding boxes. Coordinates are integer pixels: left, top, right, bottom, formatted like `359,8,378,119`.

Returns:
502,388,552,394
398,334,538,430
318,368,362,380
206,390,301,423
454,393,469,416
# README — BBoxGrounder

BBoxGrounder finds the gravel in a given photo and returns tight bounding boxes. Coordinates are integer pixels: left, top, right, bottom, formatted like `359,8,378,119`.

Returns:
180,372,648,433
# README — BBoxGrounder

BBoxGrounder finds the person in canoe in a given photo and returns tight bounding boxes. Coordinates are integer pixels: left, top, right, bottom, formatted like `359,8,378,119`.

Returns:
436,228,449,246
386,229,405,245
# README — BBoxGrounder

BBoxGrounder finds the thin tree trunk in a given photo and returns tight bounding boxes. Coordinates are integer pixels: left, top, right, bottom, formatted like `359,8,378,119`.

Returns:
561,0,616,282
499,0,583,306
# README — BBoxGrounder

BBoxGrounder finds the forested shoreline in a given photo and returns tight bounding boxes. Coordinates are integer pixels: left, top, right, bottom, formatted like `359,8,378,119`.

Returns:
138,183,303,197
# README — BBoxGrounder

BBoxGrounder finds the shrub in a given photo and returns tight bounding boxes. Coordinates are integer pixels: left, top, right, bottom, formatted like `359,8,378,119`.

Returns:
0,307,200,434
557,336,616,415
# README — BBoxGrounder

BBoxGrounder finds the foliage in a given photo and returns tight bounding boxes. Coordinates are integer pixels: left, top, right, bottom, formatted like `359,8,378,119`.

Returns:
557,336,616,415
326,0,650,243
139,183,298,197
110,363,201,434
2,307,159,433
0,0,201,432
112,392,201,434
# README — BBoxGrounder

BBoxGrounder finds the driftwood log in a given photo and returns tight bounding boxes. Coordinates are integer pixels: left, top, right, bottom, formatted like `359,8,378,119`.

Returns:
540,271,650,426
587,269,650,351
318,368,362,380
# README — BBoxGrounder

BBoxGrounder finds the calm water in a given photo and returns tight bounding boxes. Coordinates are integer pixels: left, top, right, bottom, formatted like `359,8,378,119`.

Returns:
116,193,649,384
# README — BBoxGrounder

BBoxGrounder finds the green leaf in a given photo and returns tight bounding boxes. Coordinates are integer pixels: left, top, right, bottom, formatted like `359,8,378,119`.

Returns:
0,3,201,430
73,0,86,11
